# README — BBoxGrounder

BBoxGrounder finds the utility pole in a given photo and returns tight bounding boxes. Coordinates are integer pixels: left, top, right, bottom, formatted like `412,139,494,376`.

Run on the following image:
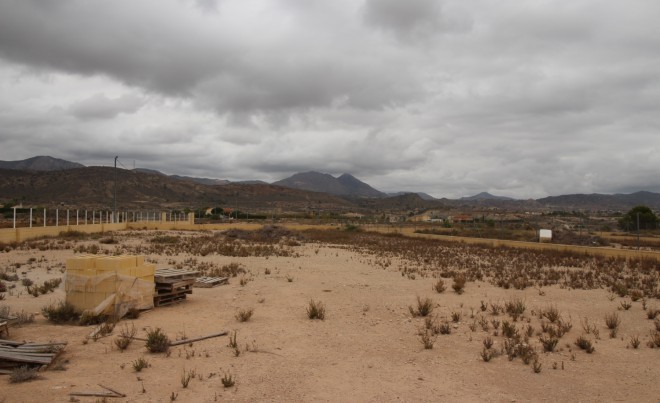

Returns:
113,156,118,223
637,212,640,250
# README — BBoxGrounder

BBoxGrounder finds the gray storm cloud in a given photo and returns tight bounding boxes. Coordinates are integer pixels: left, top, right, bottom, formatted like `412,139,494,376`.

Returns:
0,0,659,198
68,94,145,120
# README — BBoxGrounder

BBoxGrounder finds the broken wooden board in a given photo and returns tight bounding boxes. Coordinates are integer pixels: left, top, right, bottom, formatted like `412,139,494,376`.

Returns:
0,339,67,372
194,276,229,288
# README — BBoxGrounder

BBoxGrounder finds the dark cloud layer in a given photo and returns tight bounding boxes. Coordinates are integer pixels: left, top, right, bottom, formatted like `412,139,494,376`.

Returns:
0,0,659,198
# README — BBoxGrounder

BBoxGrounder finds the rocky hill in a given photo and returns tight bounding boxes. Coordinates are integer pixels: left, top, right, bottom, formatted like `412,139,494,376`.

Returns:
273,171,385,198
0,156,84,171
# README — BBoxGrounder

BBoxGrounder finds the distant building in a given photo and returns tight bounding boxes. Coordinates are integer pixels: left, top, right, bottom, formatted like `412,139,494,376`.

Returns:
539,229,552,243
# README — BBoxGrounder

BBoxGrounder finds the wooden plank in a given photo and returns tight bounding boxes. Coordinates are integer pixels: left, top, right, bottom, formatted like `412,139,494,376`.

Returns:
21,342,68,347
0,347,58,355
194,276,228,288
155,279,195,290
0,339,25,347
169,331,228,346
0,345,60,353
153,294,187,307
99,384,126,397
154,268,199,282
0,351,53,364
154,289,193,298
69,392,121,398
154,293,188,302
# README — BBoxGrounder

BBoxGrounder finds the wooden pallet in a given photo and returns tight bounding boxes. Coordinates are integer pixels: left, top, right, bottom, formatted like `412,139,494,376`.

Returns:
154,268,200,282
156,278,195,291
153,293,188,307
154,268,199,307
194,276,229,288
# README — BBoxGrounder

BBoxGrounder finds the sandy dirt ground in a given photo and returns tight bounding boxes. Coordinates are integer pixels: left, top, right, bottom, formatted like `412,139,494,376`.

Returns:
1,235,659,403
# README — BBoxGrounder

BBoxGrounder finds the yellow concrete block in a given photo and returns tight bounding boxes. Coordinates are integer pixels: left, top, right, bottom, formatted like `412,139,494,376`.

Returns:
135,256,145,266
140,275,155,284
66,292,109,312
65,293,84,310
131,264,155,278
94,278,118,293
66,256,97,271
95,256,135,272
94,257,117,271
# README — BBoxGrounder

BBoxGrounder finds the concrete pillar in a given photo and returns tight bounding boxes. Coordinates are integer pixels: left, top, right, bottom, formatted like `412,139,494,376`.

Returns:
76,210,79,225
43,209,46,227
56,209,59,226
13,207,16,229
67,210,70,226
188,212,195,225
29,208,33,228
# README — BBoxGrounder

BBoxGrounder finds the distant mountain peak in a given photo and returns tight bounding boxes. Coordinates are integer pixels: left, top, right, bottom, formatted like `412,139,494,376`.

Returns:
461,192,514,201
387,191,437,201
273,171,385,198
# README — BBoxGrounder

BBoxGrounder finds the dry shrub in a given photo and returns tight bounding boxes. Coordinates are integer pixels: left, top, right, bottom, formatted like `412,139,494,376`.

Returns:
605,313,620,330
409,296,434,317
115,323,137,351
146,328,170,353
452,276,466,294
575,336,595,353
433,279,446,293
419,329,436,349
235,308,254,322
307,299,326,320
222,371,235,388
9,366,41,383
41,301,79,323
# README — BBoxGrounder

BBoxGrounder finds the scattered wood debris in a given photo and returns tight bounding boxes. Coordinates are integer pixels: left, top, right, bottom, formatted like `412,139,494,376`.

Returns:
194,276,229,288
169,331,228,346
118,330,227,346
0,339,67,373
70,384,125,398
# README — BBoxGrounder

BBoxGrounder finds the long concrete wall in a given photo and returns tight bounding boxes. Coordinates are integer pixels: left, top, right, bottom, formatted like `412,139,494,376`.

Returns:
0,223,129,243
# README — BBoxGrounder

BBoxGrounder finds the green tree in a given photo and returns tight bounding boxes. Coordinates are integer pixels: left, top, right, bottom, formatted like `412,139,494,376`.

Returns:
618,205,658,231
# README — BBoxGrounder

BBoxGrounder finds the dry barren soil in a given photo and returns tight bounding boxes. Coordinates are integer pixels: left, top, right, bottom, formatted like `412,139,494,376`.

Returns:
1,229,659,402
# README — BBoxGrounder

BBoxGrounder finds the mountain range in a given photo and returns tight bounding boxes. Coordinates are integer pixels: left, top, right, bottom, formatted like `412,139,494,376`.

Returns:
1,156,660,211
272,171,385,198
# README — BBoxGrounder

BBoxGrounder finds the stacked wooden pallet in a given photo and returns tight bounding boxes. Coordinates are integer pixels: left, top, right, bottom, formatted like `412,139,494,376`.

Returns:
154,268,200,306
0,339,67,374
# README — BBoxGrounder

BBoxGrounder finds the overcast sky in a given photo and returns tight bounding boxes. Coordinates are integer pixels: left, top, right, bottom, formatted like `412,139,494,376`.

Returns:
1,0,659,199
